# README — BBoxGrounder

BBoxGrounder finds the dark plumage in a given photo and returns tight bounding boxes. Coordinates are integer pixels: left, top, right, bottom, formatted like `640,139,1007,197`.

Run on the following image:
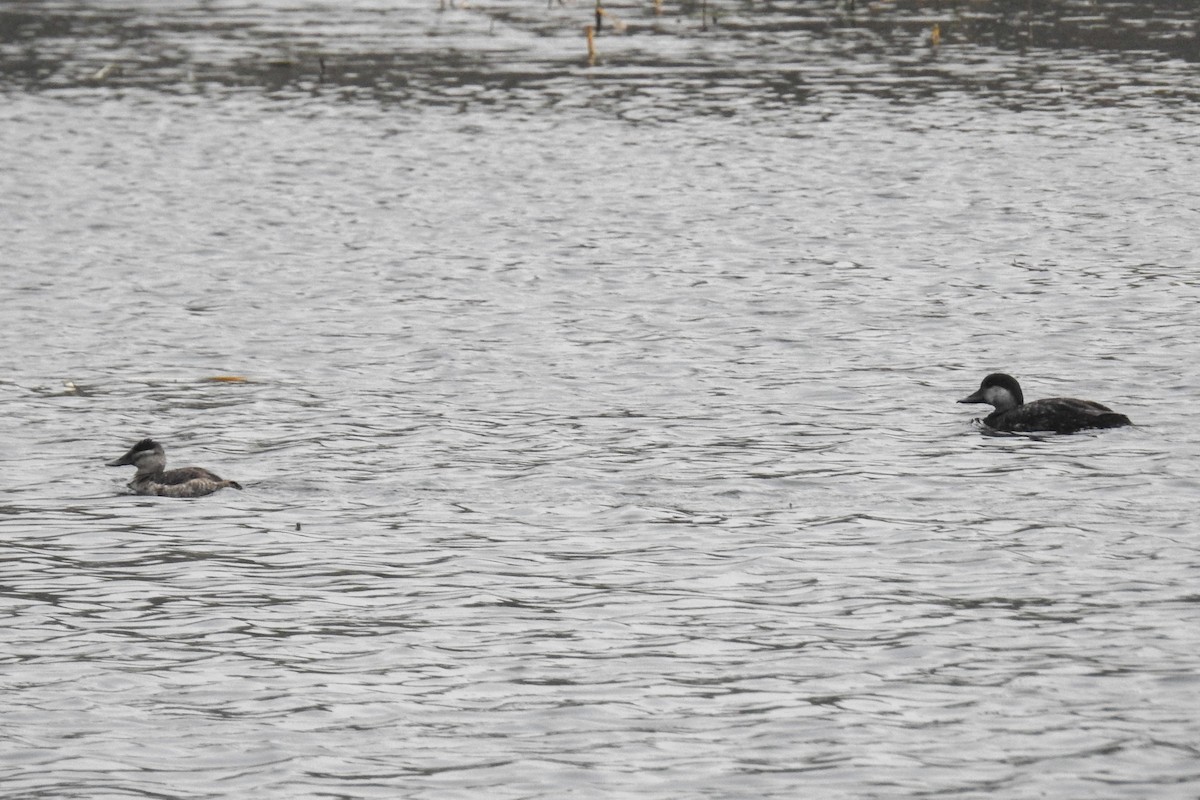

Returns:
958,373,1132,434
107,438,242,497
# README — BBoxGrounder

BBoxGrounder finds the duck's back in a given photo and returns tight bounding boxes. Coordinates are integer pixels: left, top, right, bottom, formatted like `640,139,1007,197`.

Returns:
987,398,1132,434
134,467,242,498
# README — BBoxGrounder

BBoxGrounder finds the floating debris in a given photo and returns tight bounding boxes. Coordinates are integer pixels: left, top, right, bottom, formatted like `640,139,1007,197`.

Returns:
59,381,94,396
89,63,121,82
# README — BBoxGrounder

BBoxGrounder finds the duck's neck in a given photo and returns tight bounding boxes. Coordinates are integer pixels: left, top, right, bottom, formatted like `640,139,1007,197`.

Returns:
134,458,166,480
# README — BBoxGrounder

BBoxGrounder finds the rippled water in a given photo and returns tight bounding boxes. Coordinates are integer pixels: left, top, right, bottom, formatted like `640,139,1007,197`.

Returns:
3,1,1200,797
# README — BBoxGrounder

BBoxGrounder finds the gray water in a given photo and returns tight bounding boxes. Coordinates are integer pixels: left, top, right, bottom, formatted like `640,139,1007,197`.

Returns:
3,1,1200,797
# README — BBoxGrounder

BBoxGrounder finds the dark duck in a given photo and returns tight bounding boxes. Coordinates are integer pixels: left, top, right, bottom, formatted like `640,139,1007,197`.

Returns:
958,373,1132,434
107,439,243,497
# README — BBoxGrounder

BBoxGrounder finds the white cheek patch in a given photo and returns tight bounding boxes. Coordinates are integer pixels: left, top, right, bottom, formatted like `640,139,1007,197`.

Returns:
985,386,1014,407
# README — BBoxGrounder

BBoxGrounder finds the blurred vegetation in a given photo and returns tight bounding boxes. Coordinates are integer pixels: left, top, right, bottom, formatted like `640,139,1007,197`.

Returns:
0,0,1195,94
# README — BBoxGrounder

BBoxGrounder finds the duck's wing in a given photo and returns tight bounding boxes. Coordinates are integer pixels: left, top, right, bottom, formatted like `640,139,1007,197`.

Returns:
1057,397,1115,413
159,466,227,485
1025,398,1131,432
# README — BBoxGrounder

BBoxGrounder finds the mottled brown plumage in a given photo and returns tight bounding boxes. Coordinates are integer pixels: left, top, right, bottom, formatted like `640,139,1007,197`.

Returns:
107,439,242,497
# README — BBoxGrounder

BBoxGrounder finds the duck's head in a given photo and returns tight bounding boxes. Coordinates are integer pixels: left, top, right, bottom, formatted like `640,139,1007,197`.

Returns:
107,438,165,470
959,373,1024,411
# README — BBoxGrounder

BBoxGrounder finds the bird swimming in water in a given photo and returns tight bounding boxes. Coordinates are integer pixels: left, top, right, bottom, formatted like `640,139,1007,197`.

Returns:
107,439,243,497
958,373,1132,434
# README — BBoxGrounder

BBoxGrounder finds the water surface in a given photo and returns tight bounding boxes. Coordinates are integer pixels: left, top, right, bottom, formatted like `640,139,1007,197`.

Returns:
3,1,1200,797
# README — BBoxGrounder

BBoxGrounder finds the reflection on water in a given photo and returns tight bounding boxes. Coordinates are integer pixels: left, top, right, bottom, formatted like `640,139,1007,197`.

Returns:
3,1,1200,799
